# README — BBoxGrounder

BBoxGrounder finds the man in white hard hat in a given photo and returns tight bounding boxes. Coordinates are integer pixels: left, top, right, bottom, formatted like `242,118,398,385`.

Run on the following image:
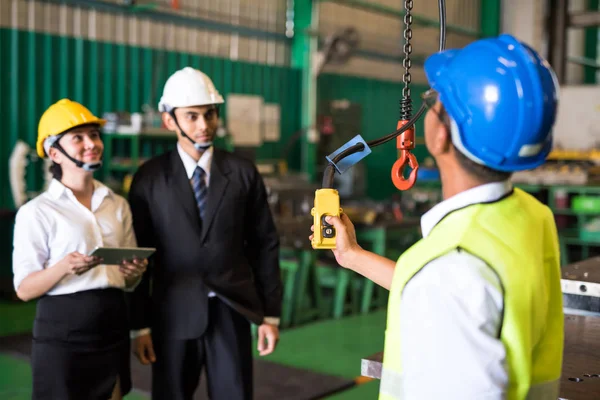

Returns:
127,67,282,400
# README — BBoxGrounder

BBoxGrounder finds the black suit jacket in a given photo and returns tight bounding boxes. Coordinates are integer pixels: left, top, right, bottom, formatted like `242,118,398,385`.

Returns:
127,148,282,340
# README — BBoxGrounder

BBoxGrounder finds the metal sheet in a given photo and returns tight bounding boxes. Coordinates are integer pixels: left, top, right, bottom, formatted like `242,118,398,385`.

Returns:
561,314,600,398
361,351,382,379
562,256,600,284
562,256,600,313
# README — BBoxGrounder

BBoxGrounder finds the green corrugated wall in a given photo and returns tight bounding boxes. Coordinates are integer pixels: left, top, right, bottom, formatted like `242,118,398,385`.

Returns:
0,27,302,211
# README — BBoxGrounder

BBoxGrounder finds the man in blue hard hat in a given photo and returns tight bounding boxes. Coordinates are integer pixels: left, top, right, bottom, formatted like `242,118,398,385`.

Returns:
313,34,564,399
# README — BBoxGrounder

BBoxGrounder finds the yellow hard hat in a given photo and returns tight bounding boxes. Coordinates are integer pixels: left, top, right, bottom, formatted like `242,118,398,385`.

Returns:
36,99,106,158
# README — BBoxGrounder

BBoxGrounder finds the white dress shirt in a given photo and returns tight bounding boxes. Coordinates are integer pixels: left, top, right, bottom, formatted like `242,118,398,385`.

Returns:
130,145,278,339
12,179,139,295
397,181,511,399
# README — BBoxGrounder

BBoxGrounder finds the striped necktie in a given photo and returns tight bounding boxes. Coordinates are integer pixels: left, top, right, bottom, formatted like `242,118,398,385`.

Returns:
191,166,208,219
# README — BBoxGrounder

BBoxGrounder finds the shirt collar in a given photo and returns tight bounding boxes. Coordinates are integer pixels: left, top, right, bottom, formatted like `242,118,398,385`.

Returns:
420,180,513,238
47,178,113,201
177,143,213,179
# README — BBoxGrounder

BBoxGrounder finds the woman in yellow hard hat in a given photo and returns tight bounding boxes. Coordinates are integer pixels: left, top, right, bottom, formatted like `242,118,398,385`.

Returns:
12,99,148,400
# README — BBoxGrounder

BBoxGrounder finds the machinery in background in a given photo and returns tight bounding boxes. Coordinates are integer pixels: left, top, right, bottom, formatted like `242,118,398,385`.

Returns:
314,27,360,77
9,141,31,208
262,172,319,250
102,105,172,135
317,99,366,199
8,140,53,208
512,149,600,186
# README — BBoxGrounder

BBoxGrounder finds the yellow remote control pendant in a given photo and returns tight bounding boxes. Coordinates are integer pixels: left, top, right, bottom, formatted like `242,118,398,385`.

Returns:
311,188,342,249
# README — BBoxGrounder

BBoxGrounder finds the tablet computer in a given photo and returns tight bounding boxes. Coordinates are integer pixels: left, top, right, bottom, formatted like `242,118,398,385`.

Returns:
88,247,156,265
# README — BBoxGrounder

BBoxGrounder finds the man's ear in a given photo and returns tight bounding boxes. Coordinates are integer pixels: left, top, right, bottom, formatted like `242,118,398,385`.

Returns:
438,123,452,153
429,120,452,156
162,112,177,132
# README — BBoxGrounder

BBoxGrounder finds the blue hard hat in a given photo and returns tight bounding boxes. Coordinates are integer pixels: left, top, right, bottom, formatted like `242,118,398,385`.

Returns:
423,34,559,172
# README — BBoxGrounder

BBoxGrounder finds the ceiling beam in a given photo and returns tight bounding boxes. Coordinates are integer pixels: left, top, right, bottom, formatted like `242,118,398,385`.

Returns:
569,11,600,28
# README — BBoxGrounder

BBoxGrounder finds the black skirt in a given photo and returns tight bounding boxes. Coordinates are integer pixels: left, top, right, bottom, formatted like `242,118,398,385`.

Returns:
31,287,132,400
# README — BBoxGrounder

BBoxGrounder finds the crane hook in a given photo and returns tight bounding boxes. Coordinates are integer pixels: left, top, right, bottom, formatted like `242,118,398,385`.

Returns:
391,120,419,190
392,150,419,190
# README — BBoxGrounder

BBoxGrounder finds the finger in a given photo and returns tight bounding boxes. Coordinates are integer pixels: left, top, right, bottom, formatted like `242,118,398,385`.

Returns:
267,333,277,353
325,215,343,228
71,252,85,259
134,258,148,267
137,352,150,365
260,333,277,356
309,234,314,241
147,343,156,363
125,264,146,274
69,259,86,268
122,261,143,271
120,262,135,270
119,268,132,278
257,328,266,352
136,344,150,364
119,267,138,278
75,267,90,276
84,262,100,270
310,225,314,232
126,261,146,271
74,258,95,267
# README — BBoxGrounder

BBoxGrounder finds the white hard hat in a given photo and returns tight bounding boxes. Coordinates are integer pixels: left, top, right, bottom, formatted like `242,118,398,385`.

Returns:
158,67,224,112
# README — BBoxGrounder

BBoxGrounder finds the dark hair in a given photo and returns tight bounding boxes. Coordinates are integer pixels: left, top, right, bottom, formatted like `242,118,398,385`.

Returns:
49,162,62,180
438,105,512,183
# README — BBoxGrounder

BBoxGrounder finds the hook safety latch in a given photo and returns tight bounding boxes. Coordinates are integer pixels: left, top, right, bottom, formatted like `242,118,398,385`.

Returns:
391,120,419,191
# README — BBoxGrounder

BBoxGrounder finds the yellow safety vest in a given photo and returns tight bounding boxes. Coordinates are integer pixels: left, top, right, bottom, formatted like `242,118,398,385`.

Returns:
380,188,564,400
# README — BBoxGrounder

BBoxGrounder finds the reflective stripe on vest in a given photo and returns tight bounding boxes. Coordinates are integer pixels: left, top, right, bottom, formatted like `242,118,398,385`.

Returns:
380,367,560,399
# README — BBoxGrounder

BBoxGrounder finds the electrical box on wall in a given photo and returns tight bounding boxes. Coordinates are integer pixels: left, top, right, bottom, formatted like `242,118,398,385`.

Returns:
226,94,265,148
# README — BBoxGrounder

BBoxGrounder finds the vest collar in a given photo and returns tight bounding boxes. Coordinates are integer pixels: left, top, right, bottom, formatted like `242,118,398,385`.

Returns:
421,180,513,238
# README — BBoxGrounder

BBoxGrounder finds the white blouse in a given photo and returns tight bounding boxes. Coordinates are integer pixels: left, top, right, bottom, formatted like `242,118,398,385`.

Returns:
12,179,138,296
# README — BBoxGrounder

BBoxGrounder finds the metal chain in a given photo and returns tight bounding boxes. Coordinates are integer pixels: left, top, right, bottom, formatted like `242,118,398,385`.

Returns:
402,0,413,99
